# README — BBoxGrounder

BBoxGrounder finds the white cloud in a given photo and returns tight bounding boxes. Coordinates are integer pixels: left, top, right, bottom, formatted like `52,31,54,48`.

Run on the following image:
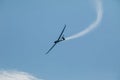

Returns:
0,70,42,80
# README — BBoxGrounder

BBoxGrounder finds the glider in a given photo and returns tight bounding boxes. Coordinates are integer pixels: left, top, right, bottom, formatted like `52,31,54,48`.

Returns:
45,25,66,54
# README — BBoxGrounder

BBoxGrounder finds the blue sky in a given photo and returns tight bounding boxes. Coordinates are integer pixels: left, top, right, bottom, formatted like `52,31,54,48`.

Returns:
0,0,120,80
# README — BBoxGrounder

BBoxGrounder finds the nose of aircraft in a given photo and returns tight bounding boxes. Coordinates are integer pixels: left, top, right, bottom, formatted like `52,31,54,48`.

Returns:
54,41,57,43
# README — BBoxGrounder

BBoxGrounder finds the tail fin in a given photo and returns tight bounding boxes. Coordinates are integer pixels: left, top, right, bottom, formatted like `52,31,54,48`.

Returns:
62,36,65,40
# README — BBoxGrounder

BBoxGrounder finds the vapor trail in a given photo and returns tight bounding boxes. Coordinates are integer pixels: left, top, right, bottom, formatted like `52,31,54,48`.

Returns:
66,0,103,40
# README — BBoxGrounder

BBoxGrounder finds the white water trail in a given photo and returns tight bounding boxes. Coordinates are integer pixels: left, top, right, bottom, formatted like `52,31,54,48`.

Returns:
66,0,103,40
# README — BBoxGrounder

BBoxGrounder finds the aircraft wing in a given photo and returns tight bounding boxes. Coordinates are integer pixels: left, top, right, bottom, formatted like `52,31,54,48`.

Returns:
57,24,66,40
45,43,57,54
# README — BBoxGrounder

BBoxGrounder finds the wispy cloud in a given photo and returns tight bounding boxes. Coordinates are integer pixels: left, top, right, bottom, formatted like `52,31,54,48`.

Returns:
0,70,42,80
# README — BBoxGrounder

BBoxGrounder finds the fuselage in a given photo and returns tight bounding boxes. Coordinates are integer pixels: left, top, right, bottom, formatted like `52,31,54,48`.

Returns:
54,36,65,44
54,40,62,44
